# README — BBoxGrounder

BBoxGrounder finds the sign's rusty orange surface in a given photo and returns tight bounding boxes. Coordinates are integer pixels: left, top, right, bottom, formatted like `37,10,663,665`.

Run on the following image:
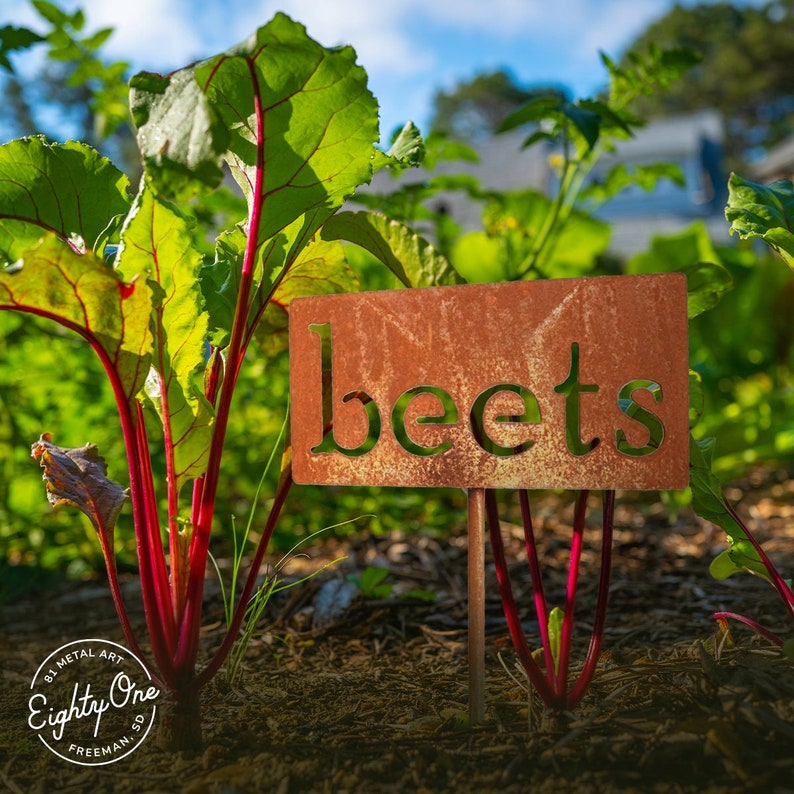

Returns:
290,274,689,490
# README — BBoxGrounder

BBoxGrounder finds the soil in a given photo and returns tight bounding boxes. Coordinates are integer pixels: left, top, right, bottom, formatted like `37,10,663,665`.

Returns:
2,475,793,794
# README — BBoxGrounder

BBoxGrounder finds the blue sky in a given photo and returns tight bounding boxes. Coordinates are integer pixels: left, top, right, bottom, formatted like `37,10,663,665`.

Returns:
1,0,769,142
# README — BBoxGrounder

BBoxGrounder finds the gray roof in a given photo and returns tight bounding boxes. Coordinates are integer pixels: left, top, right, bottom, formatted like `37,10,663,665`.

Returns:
353,109,729,256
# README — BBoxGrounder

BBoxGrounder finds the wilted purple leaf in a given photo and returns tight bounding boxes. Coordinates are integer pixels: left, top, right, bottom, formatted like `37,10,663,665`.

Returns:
31,433,127,542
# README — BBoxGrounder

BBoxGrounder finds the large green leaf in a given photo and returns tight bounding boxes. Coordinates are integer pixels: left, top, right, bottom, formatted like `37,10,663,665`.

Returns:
257,237,359,356
725,173,794,270
0,137,131,260
534,208,610,278
689,435,749,544
0,234,153,402
135,14,379,349
130,70,229,200
627,220,721,275
270,238,358,308
320,211,463,287
133,12,378,244
115,185,213,489
626,222,733,317
196,13,377,239
448,231,507,284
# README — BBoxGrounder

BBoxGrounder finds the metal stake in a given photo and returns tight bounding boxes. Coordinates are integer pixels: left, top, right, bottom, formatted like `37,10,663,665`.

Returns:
467,487,486,725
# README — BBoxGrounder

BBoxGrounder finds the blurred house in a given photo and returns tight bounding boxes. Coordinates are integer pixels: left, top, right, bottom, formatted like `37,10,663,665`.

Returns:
358,108,729,258
590,108,729,255
752,134,794,183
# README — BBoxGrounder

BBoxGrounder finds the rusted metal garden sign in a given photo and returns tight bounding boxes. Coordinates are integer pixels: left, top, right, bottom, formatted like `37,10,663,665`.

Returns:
290,273,689,722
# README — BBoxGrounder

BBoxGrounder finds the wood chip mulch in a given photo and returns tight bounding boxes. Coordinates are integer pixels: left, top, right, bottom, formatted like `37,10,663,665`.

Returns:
1,473,793,793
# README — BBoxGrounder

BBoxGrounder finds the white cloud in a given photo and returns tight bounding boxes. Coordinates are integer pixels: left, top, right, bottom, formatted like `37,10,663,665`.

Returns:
1,0,210,70
1,0,672,83
574,0,669,58
0,0,702,140
229,0,435,77
77,0,207,68
417,0,543,34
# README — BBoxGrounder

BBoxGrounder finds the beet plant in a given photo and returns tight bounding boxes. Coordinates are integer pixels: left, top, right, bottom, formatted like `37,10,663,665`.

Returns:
455,45,712,714
0,13,446,747
687,173,794,661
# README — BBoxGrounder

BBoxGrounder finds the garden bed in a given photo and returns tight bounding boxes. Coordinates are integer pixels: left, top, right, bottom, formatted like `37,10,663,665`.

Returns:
2,475,793,793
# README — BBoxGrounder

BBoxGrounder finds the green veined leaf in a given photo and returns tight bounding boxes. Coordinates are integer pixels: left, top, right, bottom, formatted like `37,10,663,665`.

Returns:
196,13,379,250
321,211,463,288
0,137,131,260
726,173,794,271
136,13,380,349
115,184,213,489
254,236,360,357
0,234,153,403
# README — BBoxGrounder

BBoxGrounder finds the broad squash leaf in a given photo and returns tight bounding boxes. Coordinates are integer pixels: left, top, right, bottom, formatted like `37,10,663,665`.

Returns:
451,188,609,282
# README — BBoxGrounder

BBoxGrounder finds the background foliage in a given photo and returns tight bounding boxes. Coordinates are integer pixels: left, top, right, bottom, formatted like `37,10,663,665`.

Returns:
620,0,794,167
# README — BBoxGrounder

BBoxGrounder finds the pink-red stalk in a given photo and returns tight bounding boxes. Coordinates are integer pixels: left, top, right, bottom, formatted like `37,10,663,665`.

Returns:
171,59,269,680
488,489,616,712
486,489,555,705
712,611,784,647
556,490,589,694
722,499,794,623
567,490,615,707
518,490,554,678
